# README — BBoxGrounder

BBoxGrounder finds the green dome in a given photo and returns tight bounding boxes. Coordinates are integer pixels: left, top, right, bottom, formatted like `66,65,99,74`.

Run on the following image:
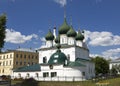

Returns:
76,30,84,40
48,49,67,64
55,35,60,43
45,29,54,40
59,18,70,34
67,26,77,37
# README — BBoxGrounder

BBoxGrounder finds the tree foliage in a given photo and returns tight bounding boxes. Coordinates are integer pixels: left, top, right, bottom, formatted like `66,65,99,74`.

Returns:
92,56,109,76
0,14,7,52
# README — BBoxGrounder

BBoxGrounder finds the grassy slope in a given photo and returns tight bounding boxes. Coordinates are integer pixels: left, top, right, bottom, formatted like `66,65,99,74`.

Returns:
11,77,120,86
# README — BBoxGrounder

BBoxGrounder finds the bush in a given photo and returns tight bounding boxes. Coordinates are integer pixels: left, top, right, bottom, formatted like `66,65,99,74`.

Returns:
21,78,38,86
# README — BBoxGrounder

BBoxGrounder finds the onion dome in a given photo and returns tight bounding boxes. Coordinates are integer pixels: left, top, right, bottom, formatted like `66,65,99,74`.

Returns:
59,18,70,34
48,42,67,64
67,26,77,37
48,49,67,64
55,35,60,43
45,29,54,40
75,30,84,40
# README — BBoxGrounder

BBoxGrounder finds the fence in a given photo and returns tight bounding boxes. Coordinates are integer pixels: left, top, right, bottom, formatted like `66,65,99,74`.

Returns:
12,76,86,81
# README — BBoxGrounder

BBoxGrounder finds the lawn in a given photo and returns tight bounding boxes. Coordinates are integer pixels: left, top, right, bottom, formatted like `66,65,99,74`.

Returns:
11,77,120,86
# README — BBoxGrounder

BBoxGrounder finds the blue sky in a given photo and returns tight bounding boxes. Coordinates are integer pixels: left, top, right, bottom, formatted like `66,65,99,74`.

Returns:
0,0,120,59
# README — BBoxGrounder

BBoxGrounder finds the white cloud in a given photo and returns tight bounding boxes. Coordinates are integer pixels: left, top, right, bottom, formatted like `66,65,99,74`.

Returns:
84,30,120,46
53,0,67,7
5,29,38,44
90,54,102,58
40,37,46,48
102,48,120,59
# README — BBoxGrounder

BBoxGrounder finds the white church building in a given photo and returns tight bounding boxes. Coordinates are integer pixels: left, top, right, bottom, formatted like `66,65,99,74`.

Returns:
12,17,95,81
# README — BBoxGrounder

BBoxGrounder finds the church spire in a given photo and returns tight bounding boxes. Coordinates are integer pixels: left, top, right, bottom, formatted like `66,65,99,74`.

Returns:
64,5,66,18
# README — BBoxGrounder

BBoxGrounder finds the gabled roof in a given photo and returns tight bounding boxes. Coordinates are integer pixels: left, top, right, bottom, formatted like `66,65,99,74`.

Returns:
13,64,41,72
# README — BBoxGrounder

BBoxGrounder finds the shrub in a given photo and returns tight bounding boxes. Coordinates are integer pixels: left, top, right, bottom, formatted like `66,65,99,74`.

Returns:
20,78,38,86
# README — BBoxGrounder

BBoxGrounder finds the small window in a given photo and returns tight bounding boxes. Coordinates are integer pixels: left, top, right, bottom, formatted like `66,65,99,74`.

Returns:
28,55,30,59
0,56,1,59
16,61,18,65
7,55,8,58
20,54,22,58
36,56,37,59
3,55,5,59
36,73,39,78
2,69,4,73
20,62,22,65
27,73,30,78
10,54,12,58
51,72,57,77
18,73,21,78
54,60,57,63
16,54,18,58
82,72,85,76
10,60,12,65
43,72,49,77
67,54,70,61
43,57,47,63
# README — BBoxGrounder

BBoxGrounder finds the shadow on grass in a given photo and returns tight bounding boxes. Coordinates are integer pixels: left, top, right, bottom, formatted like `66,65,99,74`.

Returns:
20,78,39,86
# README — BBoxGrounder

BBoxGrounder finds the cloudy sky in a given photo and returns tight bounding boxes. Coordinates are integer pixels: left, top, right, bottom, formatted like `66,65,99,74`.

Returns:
0,0,120,59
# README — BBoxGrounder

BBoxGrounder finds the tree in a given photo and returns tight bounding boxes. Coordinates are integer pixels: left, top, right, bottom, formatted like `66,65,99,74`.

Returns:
0,14,7,52
92,56,109,76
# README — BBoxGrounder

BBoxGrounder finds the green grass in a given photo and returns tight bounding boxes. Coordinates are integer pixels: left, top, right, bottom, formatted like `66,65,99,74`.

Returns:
11,77,120,86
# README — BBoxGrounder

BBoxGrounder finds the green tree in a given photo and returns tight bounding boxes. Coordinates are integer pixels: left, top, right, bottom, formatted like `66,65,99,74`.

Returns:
0,14,7,52
92,56,109,76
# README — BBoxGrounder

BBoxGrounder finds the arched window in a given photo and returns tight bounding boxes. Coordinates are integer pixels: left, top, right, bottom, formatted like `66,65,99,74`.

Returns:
2,69,4,73
36,73,39,78
18,73,21,78
67,54,70,61
43,57,47,63
27,73,30,78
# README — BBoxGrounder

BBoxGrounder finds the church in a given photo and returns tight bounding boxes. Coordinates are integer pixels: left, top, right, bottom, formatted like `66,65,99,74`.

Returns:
12,17,95,81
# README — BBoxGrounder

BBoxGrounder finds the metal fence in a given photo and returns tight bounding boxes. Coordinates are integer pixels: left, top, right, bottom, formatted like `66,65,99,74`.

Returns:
12,76,86,81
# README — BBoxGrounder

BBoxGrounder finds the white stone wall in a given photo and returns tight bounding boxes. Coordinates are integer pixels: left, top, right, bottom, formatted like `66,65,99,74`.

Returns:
68,37,75,45
46,41,53,48
75,47,89,60
60,34,68,44
39,47,76,63
12,65,87,81
76,41,83,47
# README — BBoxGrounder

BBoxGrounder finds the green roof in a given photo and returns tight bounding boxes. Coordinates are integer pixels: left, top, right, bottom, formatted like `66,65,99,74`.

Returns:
45,29,54,40
75,58,90,62
67,26,77,37
59,18,70,34
67,61,86,67
76,30,84,41
13,64,41,72
48,49,67,64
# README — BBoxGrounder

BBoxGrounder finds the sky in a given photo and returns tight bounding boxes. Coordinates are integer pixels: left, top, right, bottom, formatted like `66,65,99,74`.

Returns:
0,0,120,59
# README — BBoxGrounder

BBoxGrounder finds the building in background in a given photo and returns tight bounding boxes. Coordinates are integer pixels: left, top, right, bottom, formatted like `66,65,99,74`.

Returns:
0,48,39,76
109,58,120,74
